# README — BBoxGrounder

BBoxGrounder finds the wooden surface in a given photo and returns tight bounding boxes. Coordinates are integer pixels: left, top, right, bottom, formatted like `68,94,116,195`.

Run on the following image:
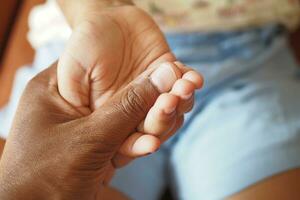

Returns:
0,0,44,109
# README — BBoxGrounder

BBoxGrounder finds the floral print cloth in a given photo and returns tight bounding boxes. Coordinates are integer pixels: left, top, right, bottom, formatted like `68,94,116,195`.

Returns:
134,0,300,33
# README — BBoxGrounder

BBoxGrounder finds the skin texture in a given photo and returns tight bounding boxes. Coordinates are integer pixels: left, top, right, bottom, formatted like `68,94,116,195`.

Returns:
0,139,4,158
58,4,177,113
0,1,204,199
55,1,300,197
0,62,185,199
57,0,204,177
229,169,300,200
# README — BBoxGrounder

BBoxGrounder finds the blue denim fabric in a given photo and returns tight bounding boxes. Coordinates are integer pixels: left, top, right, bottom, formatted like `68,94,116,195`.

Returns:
167,26,300,199
165,25,286,146
166,25,283,64
112,25,300,200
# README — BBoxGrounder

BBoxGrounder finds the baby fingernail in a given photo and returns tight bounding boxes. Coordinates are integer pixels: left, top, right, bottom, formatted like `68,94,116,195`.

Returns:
132,135,160,155
150,63,178,93
164,106,176,115
182,93,193,100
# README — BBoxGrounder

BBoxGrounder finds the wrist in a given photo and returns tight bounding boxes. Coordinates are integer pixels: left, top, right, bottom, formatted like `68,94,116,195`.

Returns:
57,0,134,28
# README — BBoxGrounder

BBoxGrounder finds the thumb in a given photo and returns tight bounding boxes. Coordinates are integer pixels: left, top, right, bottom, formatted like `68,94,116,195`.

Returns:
87,62,181,147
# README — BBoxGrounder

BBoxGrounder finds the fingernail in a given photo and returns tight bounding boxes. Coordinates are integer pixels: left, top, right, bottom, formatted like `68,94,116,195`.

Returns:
150,63,178,93
164,106,176,115
181,93,193,100
174,61,185,68
132,136,160,155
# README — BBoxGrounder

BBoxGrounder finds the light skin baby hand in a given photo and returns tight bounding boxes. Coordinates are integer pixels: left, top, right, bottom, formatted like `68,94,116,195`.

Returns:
56,3,204,182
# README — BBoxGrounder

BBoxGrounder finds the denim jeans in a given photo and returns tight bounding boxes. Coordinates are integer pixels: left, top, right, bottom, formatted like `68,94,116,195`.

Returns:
112,25,300,199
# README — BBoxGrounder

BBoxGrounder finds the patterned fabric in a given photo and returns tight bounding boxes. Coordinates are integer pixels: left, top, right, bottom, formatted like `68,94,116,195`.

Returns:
134,0,300,33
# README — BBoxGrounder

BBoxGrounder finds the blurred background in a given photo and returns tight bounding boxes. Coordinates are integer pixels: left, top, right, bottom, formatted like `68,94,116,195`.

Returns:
0,0,44,109
0,0,46,152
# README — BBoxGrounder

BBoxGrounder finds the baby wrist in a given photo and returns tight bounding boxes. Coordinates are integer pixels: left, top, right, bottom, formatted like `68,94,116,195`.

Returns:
58,0,134,28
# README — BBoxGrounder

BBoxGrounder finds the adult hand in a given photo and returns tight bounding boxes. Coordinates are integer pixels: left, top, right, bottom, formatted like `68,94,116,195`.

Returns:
0,62,178,200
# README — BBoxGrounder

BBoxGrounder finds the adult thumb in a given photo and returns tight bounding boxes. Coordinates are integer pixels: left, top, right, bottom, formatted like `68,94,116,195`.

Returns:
88,62,181,148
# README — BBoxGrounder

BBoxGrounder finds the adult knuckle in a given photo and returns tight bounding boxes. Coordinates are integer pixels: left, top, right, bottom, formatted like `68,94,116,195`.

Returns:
121,86,149,117
25,76,40,93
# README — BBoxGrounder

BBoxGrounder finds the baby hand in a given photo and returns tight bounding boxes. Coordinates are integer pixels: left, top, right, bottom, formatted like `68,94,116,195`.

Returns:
57,5,204,183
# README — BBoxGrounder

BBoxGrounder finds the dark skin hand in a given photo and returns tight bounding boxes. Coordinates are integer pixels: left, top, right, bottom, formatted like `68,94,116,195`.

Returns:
0,63,299,200
0,62,176,200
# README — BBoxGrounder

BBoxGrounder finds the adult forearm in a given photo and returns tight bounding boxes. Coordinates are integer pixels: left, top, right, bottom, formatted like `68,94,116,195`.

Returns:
57,0,133,27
